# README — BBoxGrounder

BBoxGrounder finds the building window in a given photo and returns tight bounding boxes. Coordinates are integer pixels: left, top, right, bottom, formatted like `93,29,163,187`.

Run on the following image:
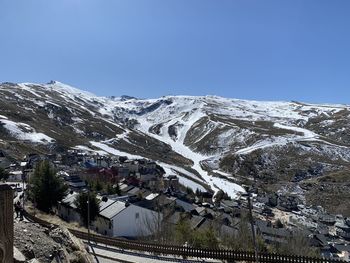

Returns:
135,212,139,219
109,222,112,229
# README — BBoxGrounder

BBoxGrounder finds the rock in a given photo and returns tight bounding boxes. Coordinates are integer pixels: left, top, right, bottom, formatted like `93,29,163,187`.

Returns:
28,259,41,263
13,246,26,262
70,251,93,263
14,219,94,263
22,246,35,260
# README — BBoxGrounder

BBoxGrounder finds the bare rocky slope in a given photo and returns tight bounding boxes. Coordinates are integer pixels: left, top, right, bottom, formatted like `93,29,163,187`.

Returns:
14,219,92,263
1,81,350,215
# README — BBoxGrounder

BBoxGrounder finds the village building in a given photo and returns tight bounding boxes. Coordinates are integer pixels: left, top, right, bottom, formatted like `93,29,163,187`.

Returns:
92,198,162,237
134,194,176,213
331,244,350,262
57,192,81,223
256,220,292,245
124,160,139,173
58,192,162,238
112,164,129,177
137,171,158,184
8,170,23,182
161,175,180,192
335,221,350,240
319,214,337,226
58,171,86,190
175,198,196,212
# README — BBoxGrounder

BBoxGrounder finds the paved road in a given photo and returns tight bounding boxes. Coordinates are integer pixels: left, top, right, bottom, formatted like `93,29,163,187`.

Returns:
86,243,221,263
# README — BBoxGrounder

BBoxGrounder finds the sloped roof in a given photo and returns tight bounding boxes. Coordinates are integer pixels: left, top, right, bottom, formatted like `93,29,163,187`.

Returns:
190,215,206,229
135,195,176,211
219,224,238,237
333,244,350,253
166,211,182,225
196,218,212,230
127,187,141,196
99,200,127,219
145,193,159,200
256,220,291,238
175,199,195,212
61,192,79,209
98,197,117,211
62,193,128,220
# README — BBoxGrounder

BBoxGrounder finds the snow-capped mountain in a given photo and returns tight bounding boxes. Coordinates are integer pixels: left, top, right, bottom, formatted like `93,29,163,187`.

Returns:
1,81,350,213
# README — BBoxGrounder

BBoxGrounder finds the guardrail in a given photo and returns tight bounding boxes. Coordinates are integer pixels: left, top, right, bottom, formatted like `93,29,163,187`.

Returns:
23,211,346,263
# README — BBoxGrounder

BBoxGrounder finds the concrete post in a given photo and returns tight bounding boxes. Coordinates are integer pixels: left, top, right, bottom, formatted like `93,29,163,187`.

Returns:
0,184,14,263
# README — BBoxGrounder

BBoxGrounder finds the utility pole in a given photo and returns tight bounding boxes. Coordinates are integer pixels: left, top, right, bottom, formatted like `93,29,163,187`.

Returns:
21,170,26,209
246,187,259,263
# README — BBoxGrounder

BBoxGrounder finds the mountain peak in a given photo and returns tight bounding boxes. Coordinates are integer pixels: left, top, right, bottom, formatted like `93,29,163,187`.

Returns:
43,81,97,98
47,80,58,85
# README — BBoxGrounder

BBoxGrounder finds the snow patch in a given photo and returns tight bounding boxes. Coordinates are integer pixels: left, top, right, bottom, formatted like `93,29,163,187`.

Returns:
159,163,207,192
90,141,144,159
273,123,318,139
18,83,42,97
72,145,107,155
0,119,54,144
235,123,320,155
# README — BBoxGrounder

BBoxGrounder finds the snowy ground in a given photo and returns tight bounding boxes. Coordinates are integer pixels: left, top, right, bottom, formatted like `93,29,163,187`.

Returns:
235,122,321,155
5,81,349,201
0,119,54,144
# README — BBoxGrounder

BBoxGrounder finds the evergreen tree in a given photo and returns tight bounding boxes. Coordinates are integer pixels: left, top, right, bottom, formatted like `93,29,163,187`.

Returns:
0,167,9,181
75,191,100,227
193,226,219,249
175,217,193,245
106,183,120,195
106,183,114,195
94,180,103,192
195,189,202,196
29,161,68,212
273,232,319,256
186,187,194,195
114,183,121,195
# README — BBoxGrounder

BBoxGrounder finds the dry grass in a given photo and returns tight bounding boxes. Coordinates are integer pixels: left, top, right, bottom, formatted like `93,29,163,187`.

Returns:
302,171,350,216
25,202,90,233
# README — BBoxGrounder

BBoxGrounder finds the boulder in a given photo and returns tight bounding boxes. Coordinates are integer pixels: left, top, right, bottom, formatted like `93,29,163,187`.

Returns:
13,247,26,263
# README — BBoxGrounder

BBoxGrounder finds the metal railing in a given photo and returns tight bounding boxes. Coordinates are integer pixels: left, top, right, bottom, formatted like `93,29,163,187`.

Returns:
23,211,346,263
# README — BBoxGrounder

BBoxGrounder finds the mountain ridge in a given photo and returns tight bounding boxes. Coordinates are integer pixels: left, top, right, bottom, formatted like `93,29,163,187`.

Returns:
5,80,349,106
1,81,350,214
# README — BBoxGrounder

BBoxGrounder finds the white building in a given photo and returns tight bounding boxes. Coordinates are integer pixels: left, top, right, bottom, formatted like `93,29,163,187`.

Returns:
8,171,23,182
92,199,162,238
58,192,162,238
57,192,81,223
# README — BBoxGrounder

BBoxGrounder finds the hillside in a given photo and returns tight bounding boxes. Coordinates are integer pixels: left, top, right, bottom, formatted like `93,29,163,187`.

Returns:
1,81,350,213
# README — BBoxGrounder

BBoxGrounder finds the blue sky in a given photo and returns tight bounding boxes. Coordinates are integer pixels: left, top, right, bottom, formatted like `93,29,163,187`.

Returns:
0,0,349,103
